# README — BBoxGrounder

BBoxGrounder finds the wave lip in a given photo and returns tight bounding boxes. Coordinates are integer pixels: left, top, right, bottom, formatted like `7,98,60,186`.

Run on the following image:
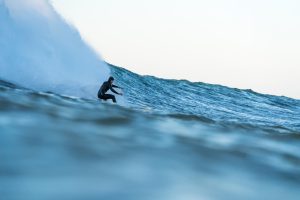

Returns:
0,0,110,98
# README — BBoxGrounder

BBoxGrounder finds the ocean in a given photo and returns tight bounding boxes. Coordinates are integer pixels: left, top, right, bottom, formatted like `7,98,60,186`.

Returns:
1,65,300,200
1,1,300,200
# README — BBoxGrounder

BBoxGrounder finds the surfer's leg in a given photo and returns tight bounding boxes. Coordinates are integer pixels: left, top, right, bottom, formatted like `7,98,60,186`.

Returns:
107,94,116,103
98,94,108,101
100,94,116,103
112,96,116,103
98,94,105,101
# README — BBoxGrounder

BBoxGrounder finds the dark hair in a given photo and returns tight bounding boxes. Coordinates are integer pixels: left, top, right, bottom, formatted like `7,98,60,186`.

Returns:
108,76,114,81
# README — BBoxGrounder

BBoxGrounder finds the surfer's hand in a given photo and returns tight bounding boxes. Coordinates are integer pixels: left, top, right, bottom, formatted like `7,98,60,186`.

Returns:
119,93,123,96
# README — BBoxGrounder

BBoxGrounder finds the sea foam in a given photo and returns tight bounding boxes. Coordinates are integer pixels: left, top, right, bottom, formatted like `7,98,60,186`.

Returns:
0,0,110,98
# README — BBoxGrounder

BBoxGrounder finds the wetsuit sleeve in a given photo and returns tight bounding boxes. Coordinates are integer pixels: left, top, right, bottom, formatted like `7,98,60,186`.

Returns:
112,84,122,89
109,85,120,95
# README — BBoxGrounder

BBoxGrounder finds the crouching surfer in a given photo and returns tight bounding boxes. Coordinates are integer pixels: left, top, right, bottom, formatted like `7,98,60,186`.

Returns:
98,76,123,103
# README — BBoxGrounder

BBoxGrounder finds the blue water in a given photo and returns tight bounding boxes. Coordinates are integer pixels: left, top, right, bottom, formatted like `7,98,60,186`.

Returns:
1,65,300,200
1,1,300,200
111,64,300,133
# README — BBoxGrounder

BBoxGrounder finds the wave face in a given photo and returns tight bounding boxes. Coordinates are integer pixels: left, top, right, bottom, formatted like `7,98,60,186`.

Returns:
111,64,300,133
0,0,298,133
0,0,110,98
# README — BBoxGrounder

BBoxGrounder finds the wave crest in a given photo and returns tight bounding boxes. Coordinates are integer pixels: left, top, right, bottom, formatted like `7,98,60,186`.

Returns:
0,0,110,98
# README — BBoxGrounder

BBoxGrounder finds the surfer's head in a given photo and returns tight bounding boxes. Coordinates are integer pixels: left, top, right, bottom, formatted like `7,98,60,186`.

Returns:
108,76,114,83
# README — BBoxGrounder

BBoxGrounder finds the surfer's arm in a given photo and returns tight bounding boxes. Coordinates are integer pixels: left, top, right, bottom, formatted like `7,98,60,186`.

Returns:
110,86,121,95
112,84,123,89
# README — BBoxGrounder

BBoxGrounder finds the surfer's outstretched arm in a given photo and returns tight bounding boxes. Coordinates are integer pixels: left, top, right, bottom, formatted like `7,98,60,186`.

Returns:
112,84,123,89
110,86,122,95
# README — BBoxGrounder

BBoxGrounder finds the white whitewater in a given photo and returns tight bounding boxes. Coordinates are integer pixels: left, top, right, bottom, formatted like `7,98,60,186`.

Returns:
0,0,110,98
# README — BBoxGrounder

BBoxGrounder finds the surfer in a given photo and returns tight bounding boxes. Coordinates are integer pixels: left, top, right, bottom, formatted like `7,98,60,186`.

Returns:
98,76,123,103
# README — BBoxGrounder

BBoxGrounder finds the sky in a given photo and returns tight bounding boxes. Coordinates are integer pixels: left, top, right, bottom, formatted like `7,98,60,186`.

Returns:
51,0,300,99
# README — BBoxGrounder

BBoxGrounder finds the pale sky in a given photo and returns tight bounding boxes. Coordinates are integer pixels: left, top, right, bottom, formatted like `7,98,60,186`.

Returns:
51,0,300,99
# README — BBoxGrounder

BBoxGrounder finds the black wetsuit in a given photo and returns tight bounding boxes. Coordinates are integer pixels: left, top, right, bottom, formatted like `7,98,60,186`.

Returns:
97,81,121,103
